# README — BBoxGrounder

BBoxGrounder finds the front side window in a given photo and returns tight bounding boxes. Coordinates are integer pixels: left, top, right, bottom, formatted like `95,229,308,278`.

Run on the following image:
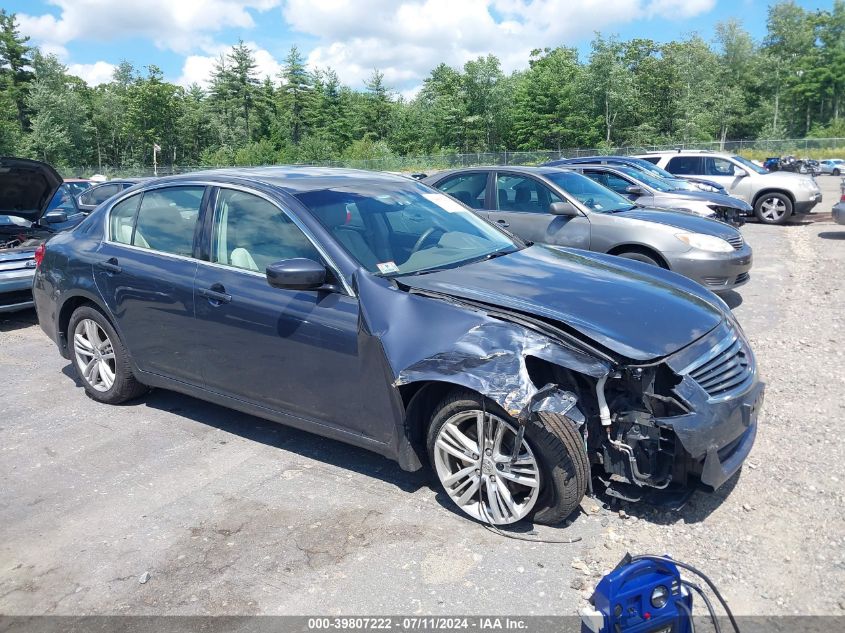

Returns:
435,173,488,209
81,183,121,206
586,171,633,195
109,194,141,244
704,157,736,177
666,156,702,175
730,155,768,175
495,174,561,213
212,189,322,272
545,170,636,214
132,186,203,256
296,182,518,277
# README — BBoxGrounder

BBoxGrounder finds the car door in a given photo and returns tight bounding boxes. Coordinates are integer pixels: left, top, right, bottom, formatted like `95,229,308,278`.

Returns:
190,187,385,440
486,172,591,249
93,185,205,384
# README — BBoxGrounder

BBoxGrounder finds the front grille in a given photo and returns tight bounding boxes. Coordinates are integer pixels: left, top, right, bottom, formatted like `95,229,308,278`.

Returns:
726,234,744,250
686,333,753,398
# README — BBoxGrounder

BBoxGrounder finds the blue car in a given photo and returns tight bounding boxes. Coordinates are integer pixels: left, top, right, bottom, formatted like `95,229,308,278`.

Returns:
544,156,729,195
33,167,763,525
0,158,87,312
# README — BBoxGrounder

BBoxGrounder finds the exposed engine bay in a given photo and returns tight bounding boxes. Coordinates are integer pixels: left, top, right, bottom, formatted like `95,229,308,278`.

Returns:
0,224,50,251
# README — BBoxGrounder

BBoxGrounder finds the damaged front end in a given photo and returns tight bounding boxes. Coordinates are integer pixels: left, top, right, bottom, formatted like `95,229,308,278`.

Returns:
361,271,762,507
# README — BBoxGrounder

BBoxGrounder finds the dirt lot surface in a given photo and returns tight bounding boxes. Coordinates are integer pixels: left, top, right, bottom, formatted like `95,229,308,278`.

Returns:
1,176,843,617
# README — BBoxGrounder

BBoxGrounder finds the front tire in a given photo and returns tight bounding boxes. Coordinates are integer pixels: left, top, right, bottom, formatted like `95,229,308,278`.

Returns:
68,305,147,404
833,168,841,176
754,193,792,225
427,391,588,525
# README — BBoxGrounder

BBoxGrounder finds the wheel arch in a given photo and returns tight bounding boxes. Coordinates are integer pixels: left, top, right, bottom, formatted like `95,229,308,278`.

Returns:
56,292,114,358
606,243,670,269
752,188,795,207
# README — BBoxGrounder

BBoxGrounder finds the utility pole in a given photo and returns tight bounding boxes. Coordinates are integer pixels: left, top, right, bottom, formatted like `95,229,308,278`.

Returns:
153,143,161,176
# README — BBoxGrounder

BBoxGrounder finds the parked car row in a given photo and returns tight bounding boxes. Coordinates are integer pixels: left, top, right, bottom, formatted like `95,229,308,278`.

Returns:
638,150,823,225
29,165,764,526
422,166,752,293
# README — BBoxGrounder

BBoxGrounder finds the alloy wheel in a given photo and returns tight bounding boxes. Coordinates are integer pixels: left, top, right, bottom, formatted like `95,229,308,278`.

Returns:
759,197,787,222
73,318,116,392
433,410,540,525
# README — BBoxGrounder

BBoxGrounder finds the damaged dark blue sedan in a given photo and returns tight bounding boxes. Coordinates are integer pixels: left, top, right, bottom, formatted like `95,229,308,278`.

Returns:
33,167,764,525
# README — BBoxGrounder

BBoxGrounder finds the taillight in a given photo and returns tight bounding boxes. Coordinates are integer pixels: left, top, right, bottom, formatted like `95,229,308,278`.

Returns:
34,243,46,267
840,193,845,203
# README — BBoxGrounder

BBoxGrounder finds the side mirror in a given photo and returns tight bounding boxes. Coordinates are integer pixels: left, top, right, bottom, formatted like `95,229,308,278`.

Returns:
734,168,748,178
266,258,327,291
548,201,579,217
43,210,68,224
625,185,643,195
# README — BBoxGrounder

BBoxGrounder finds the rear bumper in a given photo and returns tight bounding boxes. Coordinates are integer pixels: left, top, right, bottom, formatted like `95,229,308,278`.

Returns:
833,202,845,225
667,244,753,292
0,270,35,313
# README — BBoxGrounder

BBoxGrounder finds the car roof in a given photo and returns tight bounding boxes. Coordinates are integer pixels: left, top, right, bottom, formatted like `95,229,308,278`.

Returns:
144,165,421,194
430,165,566,178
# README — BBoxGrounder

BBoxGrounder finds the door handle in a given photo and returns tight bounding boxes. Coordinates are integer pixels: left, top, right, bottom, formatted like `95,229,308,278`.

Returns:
197,285,232,305
496,219,510,228
96,258,122,274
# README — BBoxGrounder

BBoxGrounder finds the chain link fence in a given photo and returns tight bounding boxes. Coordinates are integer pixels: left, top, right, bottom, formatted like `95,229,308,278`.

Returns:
58,137,845,179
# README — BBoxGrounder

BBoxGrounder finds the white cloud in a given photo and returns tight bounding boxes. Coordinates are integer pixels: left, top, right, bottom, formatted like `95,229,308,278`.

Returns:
67,61,117,85
285,0,716,88
18,0,282,55
176,42,282,88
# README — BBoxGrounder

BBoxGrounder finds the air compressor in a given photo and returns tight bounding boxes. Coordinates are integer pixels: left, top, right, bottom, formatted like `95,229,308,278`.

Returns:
580,554,740,633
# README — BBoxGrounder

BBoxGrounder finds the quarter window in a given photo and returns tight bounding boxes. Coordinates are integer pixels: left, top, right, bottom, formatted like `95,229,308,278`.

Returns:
132,186,204,256
109,194,141,245
212,189,322,272
496,174,561,213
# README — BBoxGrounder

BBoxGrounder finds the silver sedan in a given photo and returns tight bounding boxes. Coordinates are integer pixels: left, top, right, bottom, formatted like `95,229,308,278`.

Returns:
423,166,753,293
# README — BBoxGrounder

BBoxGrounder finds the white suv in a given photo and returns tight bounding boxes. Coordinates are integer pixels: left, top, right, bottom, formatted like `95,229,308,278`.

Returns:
637,151,823,225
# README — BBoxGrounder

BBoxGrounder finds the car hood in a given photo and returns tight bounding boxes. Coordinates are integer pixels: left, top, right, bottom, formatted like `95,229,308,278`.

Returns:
661,189,752,211
616,208,741,240
0,157,63,223
396,245,725,361
760,170,818,186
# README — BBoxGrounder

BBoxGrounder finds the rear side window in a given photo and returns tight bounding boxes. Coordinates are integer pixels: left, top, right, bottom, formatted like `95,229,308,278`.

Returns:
132,186,204,256
666,156,702,175
435,173,488,209
109,194,141,244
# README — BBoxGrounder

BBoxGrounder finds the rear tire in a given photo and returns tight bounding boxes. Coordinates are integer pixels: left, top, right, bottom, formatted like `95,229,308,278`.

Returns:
833,168,841,176
68,305,147,404
427,390,588,526
754,193,792,225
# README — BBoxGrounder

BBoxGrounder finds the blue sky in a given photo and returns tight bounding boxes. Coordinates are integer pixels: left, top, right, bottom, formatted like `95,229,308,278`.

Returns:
6,0,832,97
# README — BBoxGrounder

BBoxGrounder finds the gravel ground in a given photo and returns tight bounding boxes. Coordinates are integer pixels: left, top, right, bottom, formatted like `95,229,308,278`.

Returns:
0,177,843,617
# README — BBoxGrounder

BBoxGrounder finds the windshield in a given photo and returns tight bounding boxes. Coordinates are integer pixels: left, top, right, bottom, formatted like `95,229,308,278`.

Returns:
296,182,519,276
545,170,635,213
46,185,77,212
731,155,768,175
614,166,676,192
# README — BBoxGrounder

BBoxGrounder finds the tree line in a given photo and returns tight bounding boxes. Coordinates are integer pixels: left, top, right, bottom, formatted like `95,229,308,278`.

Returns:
0,1,843,171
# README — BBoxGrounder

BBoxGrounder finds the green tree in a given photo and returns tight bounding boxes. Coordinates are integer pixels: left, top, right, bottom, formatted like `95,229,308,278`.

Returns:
278,45,314,144
0,10,33,134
